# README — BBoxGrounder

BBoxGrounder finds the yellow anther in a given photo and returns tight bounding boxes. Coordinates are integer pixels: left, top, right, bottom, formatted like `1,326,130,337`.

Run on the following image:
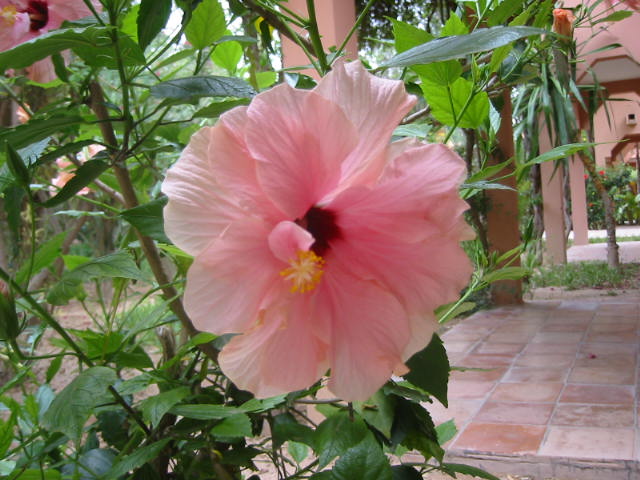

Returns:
280,250,324,293
1,6,18,26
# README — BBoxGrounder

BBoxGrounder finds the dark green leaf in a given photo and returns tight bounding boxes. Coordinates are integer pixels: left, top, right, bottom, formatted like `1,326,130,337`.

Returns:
272,413,315,448
139,387,190,427
6,469,61,479
61,448,115,479
314,412,369,468
34,140,96,167
288,441,309,464
384,26,545,68
354,391,396,438
107,439,171,478
170,404,244,419
42,367,117,441
15,232,65,285
210,413,252,438
3,186,25,244
331,438,392,480
138,0,172,50
0,416,15,458
17,137,50,167
46,276,86,306
404,334,449,407
151,76,255,100
4,143,30,190
42,159,109,207
0,116,82,151
391,465,422,480
390,397,443,462
194,98,250,118
45,355,64,384
441,463,500,480
67,250,147,282
185,0,226,48
111,347,154,369
120,197,169,242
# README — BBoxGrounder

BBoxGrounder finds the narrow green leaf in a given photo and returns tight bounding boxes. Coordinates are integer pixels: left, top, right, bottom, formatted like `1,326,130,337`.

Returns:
34,140,95,167
482,266,529,283
139,387,190,427
151,76,255,100
42,367,117,441
120,197,169,242
594,10,633,24
194,98,250,118
45,355,64,384
441,463,500,480
43,159,109,207
384,26,545,68
185,0,226,49
391,465,422,480
331,438,392,480
403,334,449,407
15,232,66,285
107,439,171,478
4,143,30,189
518,142,594,170
137,0,172,50
170,404,244,419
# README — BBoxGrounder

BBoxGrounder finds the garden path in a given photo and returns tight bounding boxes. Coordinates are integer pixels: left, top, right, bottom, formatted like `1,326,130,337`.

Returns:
433,290,640,480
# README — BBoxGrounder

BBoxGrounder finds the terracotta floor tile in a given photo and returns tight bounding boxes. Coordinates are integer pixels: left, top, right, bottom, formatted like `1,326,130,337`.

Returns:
459,353,515,368
524,343,580,354
461,315,507,328
475,401,553,425
452,422,545,455
592,314,638,324
473,342,526,355
559,384,634,405
486,331,537,343
450,367,506,383
539,426,634,460
441,330,489,342
551,404,634,428
559,301,599,311
444,340,478,354
489,382,562,403
530,331,584,344
589,322,638,334
448,380,496,399
584,331,639,343
568,366,635,385
575,352,636,369
515,353,575,368
580,342,639,355
540,323,589,333
503,367,568,383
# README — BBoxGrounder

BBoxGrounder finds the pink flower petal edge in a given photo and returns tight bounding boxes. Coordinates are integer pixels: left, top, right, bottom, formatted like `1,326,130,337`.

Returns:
163,61,473,402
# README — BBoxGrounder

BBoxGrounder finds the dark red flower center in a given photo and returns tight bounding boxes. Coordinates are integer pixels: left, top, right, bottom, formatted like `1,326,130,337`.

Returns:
26,0,48,31
297,207,341,257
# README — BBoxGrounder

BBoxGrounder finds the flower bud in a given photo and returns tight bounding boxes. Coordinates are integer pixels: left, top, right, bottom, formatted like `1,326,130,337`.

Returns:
553,8,576,39
0,280,20,341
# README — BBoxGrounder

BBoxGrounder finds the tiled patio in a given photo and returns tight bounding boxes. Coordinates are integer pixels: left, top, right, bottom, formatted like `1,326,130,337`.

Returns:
430,293,640,480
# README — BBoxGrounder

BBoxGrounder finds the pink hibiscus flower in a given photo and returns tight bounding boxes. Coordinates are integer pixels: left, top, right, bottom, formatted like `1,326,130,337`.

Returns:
162,61,473,401
0,0,99,82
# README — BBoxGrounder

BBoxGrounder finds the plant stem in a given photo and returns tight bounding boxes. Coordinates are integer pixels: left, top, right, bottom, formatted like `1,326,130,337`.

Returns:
305,0,329,74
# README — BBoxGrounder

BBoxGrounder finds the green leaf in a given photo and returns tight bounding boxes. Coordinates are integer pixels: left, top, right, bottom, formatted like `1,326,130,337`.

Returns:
42,367,117,441
256,71,278,90
441,463,500,480
8,470,61,480
391,465,422,480
288,441,309,464
354,391,395,438
46,276,86,306
42,159,109,207
331,438,392,480
170,404,244,419
34,140,95,167
139,387,190,427
15,232,65,285
107,439,171,478
137,0,172,50
185,0,226,49
487,0,526,26
150,76,255,100
391,19,433,54
0,460,15,476
211,40,243,73
440,14,468,37
383,26,545,68
482,266,529,283
4,143,30,189
0,115,82,151
403,334,449,407
210,413,252,438
61,448,115,479
314,412,369,468
67,251,147,282
419,60,462,86
518,142,594,170
194,98,250,118
45,355,64,384
435,419,457,444
272,413,315,448
435,301,476,322
390,397,443,462
422,77,489,129
120,197,169,242
0,416,15,458
0,27,144,71
595,10,633,24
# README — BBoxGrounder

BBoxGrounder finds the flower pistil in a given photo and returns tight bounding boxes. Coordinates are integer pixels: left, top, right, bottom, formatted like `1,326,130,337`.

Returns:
280,250,324,293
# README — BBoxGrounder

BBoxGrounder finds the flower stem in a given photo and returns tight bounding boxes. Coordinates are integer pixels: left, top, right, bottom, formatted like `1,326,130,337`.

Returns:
305,0,329,74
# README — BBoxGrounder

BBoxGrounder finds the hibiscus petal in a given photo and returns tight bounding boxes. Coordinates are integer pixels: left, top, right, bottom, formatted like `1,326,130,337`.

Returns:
245,83,358,218
268,221,314,262
315,61,416,187
184,219,283,334
320,268,410,401
219,297,328,398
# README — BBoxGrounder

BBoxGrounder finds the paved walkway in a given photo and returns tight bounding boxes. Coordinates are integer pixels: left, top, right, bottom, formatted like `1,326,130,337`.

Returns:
433,295,640,480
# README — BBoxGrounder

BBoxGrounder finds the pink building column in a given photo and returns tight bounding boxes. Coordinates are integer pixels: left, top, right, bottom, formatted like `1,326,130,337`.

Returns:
280,0,357,77
540,160,567,264
568,157,589,245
